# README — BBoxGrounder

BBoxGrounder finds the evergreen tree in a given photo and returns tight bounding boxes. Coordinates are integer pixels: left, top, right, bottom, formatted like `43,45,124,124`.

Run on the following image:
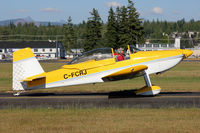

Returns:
181,32,194,48
127,0,144,45
105,7,118,49
64,16,76,51
117,6,129,48
143,20,151,38
161,34,169,44
114,0,144,48
84,8,102,51
84,20,94,51
1,29,9,40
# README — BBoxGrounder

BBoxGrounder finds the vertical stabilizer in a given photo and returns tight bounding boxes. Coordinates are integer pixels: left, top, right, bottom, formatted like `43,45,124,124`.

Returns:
12,48,44,91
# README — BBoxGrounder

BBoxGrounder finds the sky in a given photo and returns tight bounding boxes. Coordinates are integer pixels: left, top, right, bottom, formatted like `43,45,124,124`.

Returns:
0,0,200,24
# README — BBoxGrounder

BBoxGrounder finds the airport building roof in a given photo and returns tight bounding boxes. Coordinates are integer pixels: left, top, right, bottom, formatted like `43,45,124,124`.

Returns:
0,41,62,48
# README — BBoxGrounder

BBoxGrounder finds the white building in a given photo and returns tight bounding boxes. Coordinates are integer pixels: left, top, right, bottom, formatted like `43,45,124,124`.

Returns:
136,38,181,51
0,41,65,60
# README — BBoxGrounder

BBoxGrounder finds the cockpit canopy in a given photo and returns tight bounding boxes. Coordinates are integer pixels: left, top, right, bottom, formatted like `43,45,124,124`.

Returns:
68,48,113,65
68,45,142,65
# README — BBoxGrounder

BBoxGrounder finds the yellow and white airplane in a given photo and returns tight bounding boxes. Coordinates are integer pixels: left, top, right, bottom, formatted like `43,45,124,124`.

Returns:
12,45,193,96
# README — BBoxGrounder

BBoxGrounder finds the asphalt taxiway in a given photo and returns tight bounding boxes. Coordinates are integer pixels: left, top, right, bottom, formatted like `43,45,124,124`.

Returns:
0,91,200,109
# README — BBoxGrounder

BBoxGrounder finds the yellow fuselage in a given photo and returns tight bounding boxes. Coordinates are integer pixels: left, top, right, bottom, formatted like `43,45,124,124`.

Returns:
25,49,192,89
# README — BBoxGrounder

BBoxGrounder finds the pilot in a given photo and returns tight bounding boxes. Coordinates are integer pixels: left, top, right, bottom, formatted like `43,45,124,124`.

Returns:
114,50,117,56
117,49,124,61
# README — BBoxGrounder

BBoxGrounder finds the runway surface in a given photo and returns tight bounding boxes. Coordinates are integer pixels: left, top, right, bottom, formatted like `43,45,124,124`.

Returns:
0,91,200,109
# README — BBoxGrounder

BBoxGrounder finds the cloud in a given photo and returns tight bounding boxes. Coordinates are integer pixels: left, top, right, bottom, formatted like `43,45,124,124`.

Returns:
41,8,61,13
16,9,29,13
152,7,163,15
105,2,121,8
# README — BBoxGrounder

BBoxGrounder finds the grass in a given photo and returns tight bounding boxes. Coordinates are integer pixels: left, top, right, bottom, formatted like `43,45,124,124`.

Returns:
0,108,200,133
0,61,200,92
0,62,200,133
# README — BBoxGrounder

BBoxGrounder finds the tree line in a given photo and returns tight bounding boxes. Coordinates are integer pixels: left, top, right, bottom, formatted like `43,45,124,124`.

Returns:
143,19,200,47
0,0,144,51
1,0,200,50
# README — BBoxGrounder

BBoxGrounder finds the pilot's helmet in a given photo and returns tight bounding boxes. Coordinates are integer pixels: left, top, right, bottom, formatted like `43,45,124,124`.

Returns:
118,48,124,53
118,49,121,53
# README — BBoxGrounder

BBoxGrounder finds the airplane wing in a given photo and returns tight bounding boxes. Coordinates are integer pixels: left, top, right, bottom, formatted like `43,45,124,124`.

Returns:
103,65,148,81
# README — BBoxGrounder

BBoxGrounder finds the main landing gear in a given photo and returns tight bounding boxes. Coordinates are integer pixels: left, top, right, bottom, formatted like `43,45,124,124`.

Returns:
136,70,161,96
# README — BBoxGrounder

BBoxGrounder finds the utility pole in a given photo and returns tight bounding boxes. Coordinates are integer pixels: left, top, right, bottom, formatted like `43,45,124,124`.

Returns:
56,35,58,59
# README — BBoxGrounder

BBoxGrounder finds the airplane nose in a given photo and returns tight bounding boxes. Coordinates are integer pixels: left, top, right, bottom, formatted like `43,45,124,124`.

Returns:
182,49,193,58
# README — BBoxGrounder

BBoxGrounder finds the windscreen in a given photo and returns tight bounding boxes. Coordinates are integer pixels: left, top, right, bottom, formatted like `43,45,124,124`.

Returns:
68,48,113,64
129,45,142,54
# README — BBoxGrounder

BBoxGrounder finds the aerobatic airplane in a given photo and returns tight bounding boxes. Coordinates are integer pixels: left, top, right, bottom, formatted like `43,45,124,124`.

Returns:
12,45,193,96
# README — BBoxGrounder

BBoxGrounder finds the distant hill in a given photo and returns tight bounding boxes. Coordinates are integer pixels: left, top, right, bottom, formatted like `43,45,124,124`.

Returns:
0,16,65,26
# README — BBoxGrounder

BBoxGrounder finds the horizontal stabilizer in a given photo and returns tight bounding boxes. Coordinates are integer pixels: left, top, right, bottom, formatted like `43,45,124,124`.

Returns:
22,75,46,82
22,74,46,88
103,65,148,78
